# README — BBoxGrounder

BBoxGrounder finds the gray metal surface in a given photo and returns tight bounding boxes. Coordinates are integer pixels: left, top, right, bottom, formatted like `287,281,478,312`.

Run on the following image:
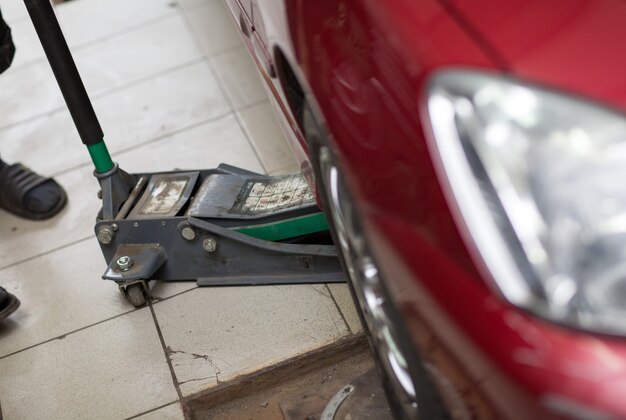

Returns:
128,172,198,219
98,216,344,285
115,175,148,220
95,164,137,220
197,272,344,286
188,172,316,220
96,164,345,287
102,244,167,281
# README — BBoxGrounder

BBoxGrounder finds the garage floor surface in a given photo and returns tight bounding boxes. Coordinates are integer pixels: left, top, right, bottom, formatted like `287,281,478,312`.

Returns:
0,0,362,418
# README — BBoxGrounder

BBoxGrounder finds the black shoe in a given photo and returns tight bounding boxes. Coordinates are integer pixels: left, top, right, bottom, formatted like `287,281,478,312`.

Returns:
0,163,68,220
0,287,20,320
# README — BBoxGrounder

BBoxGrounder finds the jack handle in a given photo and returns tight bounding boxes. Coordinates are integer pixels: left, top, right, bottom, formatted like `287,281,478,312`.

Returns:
23,0,114,174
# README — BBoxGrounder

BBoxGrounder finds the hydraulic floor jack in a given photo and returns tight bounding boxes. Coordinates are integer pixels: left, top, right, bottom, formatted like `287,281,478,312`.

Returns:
23,0,344,307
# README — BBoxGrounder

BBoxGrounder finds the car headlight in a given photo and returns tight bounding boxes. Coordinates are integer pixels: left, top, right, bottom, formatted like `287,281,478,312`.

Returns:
427,70,626,335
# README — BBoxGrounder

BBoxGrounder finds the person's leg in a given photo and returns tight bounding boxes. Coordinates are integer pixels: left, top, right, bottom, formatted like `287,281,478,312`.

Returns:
0,286,19,321
0,8,15,74
0,9,68,220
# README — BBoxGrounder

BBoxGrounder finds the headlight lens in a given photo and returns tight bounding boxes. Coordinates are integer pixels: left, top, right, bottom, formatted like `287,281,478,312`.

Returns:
427,70,626,335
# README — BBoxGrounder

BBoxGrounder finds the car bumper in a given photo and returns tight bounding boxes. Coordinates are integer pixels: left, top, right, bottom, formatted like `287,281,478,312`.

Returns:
364,210,626,419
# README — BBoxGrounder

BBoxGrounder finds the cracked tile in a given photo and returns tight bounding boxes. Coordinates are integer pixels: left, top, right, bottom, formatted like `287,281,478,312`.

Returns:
153,285,349,396
167,347,222,386
0,0,356,416
0,308,178,419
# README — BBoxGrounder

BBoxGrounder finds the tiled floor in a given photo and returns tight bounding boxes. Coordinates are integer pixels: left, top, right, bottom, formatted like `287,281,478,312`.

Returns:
0,0,361,418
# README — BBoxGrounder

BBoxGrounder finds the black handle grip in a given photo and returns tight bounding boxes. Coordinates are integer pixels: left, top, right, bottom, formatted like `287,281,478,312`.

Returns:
24,0,103,146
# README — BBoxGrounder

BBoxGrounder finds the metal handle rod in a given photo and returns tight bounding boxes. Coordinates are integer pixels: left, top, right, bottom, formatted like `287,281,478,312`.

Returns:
23,0,114,173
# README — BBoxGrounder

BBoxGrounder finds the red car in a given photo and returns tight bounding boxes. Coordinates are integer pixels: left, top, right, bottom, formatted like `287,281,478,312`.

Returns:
226,1,626,418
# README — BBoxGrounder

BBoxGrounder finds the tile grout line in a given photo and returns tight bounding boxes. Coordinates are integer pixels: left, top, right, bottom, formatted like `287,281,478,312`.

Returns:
0,236,93,272
177,4,270,175
0,284,200,361
231,109,270,174
1,41,250,141
0,96,267,272
0,307,139,360
45,96,265,180
208,61,270,175
0,2,295,417
147,298,185,402
48,108,235,178
9,11,179,73
324,283,355,334
0,56,207,134
123,400,181,420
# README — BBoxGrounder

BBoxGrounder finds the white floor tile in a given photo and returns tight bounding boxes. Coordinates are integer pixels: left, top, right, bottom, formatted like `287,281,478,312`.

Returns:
327,283,363,334
211,46,266,109
9,0,178,68
0,63,62,129
135,402,185,420
0,239,128,357
0,114,262,268
4,14,45,68
176,0,218,10
94,61,229,157
267,160,301,176
154,285,349,396
0,0,28,24
151,282,197,301
183,1,241,56
0,165,99,269
0,240,200,357
0,14,203,129
0,61,231,176
78,14,203,94
0,0,354,416
0,308,178,420
114,114,262,175
237,101,298,174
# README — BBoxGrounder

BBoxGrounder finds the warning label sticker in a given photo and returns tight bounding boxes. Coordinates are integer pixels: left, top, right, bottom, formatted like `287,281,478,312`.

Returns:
231,174,315,215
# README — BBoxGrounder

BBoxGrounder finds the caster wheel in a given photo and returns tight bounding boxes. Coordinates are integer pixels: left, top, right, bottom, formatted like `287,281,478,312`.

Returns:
125,284,147,308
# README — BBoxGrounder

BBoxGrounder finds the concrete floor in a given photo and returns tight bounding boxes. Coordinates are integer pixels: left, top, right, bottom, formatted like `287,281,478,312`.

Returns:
0,0,362,418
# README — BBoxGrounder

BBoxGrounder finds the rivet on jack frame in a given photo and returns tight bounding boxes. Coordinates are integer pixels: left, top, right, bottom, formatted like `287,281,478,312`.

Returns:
116,255,133,271
181,226,196,241
97,225,115,244
202,237,218,252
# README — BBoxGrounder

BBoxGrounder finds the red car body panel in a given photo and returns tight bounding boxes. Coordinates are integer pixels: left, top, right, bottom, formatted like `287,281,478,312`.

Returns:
225,0,626,418
454,0,626,111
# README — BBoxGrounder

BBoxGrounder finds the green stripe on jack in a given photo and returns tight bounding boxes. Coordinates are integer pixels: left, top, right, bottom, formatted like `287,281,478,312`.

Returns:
87,140,114,173
234,212,330,241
